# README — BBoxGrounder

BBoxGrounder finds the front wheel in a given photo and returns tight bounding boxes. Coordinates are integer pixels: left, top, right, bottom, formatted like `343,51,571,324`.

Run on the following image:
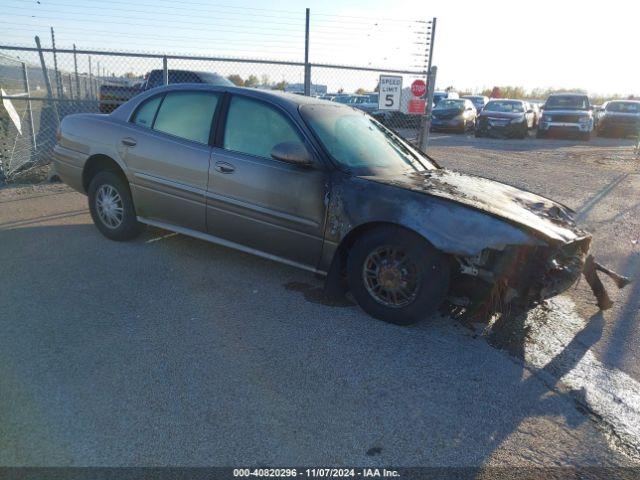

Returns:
88,170,144,241
347,227,450,325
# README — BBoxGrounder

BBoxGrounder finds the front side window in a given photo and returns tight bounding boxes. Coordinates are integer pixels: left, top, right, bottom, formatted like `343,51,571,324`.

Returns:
132,95,162,128
223,96,303,159
153,91,220,144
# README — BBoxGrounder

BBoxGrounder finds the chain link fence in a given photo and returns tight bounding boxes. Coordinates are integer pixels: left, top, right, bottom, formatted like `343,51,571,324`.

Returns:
0,34,432,182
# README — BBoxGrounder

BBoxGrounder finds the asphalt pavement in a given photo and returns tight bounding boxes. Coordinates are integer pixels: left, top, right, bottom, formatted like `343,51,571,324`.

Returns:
1,134,639,467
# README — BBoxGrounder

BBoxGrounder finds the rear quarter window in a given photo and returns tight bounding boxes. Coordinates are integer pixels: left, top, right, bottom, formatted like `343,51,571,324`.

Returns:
132,95,162,128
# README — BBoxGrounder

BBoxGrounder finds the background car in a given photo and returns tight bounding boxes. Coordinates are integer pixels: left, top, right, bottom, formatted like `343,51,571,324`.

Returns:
433,91,460,106
99,69,233,113
351,93,379,113
537,93,594,140
430,98,477,133
462,95,489,113
475,99,534,139
596,100,640,138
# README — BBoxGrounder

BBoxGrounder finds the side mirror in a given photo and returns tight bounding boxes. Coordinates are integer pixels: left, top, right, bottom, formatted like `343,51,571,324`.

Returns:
270,141,313,168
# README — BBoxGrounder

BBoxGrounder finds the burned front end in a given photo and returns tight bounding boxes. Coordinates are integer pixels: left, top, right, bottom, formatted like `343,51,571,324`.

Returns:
450,236,591,312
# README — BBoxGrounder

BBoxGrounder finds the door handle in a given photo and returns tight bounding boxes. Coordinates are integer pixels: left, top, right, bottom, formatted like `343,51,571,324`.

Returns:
215,161,235,174
121,137,137,147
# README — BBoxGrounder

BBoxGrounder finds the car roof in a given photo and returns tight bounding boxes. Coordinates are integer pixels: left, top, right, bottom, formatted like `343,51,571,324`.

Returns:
486,98,524,103
548,92,588,97
112,83,349,120
607,99,640,104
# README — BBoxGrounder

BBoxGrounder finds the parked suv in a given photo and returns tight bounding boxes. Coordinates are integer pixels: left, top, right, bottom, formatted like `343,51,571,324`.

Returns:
537,93,594,140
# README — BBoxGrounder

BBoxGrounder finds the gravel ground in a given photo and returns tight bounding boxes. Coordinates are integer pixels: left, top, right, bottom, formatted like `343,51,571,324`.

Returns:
428,133,640,382
1,134,639,467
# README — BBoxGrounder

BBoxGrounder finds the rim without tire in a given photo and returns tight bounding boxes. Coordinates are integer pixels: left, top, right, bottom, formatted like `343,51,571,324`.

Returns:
95,184,124,229
362,245,420,308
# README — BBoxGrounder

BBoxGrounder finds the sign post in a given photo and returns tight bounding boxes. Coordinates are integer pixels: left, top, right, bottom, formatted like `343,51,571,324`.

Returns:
377,75,402,111
419,66,437,153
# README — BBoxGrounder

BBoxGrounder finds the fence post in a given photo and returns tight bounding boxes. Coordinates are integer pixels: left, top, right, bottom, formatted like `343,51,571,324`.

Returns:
21,62,37,152
35,35,59,126
73,43,80,97
162,56,168,85
418,17,437,153
51,27,63,98
88,55,94,99
303,8,311,96
67,73,74,99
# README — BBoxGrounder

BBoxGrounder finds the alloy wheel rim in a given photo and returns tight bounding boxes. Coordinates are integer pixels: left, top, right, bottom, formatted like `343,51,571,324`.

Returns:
362,245,420,308
96,184,124,229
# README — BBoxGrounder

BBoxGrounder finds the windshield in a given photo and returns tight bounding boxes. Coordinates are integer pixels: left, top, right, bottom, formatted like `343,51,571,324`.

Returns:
545,95,589,110
435,99,464,110
334,96,352,104
606,102,640,113
300,104,434,175
484,101,525,113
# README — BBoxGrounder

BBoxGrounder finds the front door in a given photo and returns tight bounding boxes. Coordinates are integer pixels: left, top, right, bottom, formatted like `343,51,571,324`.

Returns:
206,94,327,270
123,90,221,231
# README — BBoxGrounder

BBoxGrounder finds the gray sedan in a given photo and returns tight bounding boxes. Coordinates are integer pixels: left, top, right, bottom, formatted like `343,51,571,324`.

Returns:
54,84,594,325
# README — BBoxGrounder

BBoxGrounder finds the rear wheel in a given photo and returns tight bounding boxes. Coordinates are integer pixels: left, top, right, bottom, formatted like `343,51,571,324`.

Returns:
88,171,144,241
347,227,450,325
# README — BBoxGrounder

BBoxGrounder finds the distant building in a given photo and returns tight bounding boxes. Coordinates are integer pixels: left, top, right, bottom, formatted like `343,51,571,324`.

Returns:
285,83,327,95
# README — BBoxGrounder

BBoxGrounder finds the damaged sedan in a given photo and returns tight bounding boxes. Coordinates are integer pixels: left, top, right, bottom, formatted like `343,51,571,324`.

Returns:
53,85,625,326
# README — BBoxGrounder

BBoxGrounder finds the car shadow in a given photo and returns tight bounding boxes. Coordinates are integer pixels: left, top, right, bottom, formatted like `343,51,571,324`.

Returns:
0,224,625,466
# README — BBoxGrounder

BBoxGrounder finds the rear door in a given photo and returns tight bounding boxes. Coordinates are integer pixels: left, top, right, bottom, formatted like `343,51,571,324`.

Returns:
123,90,221,231
206,94,327,270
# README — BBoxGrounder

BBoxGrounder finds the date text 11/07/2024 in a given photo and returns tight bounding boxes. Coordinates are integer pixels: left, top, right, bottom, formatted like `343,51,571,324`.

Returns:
233,468,400,478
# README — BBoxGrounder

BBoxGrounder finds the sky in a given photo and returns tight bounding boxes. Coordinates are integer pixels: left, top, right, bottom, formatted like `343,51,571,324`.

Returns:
1,0,638,96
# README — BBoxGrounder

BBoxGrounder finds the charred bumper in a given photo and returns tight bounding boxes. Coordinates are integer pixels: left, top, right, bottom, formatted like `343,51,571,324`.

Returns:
454,237,591,308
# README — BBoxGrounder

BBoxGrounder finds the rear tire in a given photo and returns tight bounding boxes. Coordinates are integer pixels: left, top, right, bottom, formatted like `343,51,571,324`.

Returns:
88,171,144,241
347,227,450,325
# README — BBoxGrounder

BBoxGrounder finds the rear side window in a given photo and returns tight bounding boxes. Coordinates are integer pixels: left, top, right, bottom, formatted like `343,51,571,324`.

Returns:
132,96,162,128
223,96,302,158
153,91,220,144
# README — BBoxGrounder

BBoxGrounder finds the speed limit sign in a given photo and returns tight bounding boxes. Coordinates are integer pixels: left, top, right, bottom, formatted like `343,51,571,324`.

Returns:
378,75,403,111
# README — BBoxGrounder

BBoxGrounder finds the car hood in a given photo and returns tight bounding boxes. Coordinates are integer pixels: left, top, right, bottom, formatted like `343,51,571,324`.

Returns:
433,108,463,117
361,169,586,244
543,109,591,116
603,112,640,119
479,111,523,119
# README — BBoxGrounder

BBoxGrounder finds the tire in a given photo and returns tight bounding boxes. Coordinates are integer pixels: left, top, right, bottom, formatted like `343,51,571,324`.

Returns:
580,130,592,141
475,129,483,138
346,227,450,325
88,170,144,241
536,129,546,139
